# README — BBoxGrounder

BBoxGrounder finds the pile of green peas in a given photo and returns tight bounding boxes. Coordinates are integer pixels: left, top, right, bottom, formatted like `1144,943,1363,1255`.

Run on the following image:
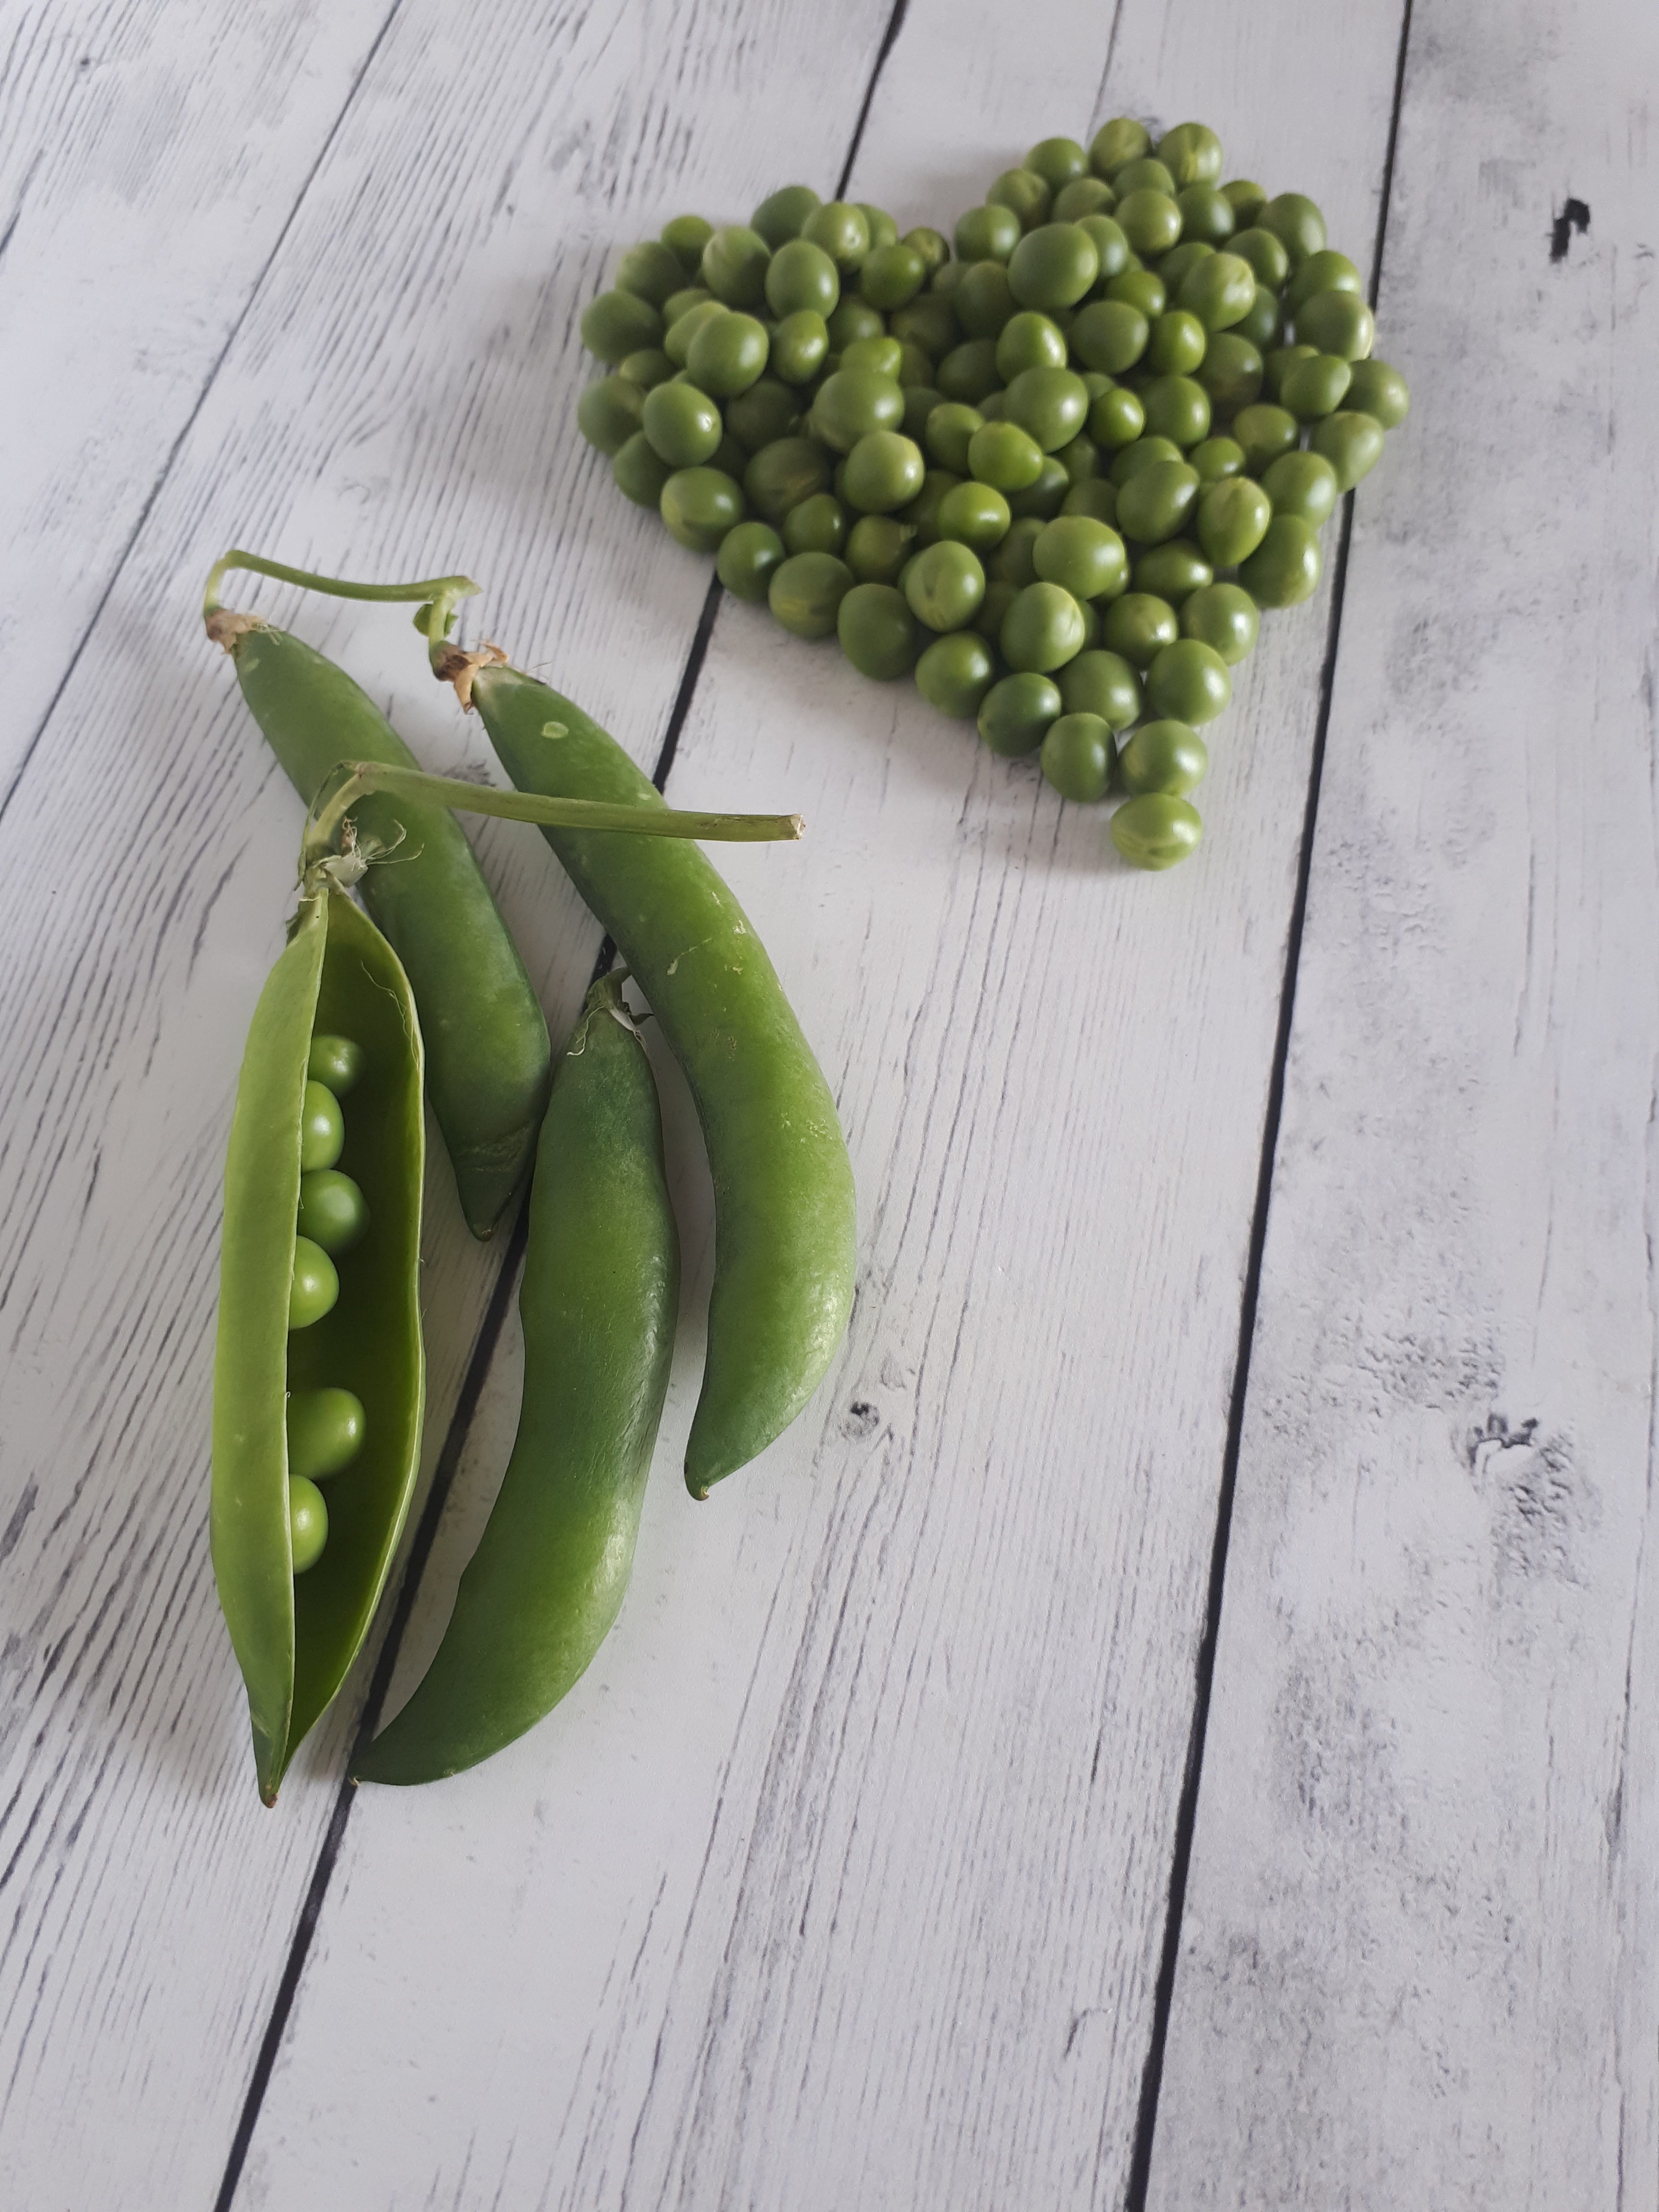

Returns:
576,117,1408,871
285,1031,372,1573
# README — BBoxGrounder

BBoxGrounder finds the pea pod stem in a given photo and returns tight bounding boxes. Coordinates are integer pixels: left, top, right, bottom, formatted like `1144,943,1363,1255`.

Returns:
203,550,480,643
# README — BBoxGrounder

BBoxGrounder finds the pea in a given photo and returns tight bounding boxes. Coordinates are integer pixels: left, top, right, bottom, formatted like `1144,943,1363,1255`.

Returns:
1032,514,1128,601
1158,241,1215,294
892,292,962,358
974,578,1020,641
926,402,983,472
716,518,786,602
1195,333,1262,420
662,284,712,327
844,513,916,585
954,204,1022,264
1001,580,1085,673
1114,156,1178,199
1221,179,1268,228
1004,364,1088,452
1180,581,1259,664
1077,215,1131,282
1229,226,1290,290
1133,538,1213,604
900,469,962,547
612,430,672,507
859,204,900,251
859,241,925,313
1112,791,1203,869
620,347,673,390
1286,249,1363,314
296,1168,369,1256
1146,310,1208,377
1063,479,1118,525
954,260,1017,340
977,390,1007,421
1311,410,1387,491
842,430,926,515
990,515,1045,587
770,309,830,385
1263,343,1318,400
1106,268,1166,319
1146,637,1231,723
577,373,646,455
781,491,847,555
904,539,985,631
997,311,1070,381
285,1386,365,1485
1298,289,1375,362
1115,457,1201,544
826,298,886,351
699,225,770,308
917,632,997,717
1232,404,1298,474
1157,121,1224,187
903,226,951,277
1196,476,1271,568
1191,435,1246,484
802,201,870,272
1090,117,1151,178
1117,188,1183,258
1344,358,1410,430
289,1235,339,1330
1057,648,1141,729
303,1034,362,1096
1118,718,1208,797
813,367,906,452
931,258,967,298
1175,182,1235,245
1255,451,1334,531
1073,597,1104,653
1261,192,1327,268
580,288,663,362
298,1079,344,1171
1007,223,1100,311
1238,515,1323,606
1111,435,1183,487
977,671,1062,756
1006,456,1070,520
1142,374,1211,449
1178,251,1257,333
935,337,1001,403
1281,352,1353,421
661,466,745,552
661,214,714,279
769,550,854,637
1039,712,1114,801
766,237,840,320
1090,387,1146,451
1020,135,1085,191
902,384,945,440
642,381,722,467
1053,176,1117,223
968,418,1045,493
988,167,1052,232
1235,282,1284,353
288,1477,329,1575
1102,590,1179,667
725,377,800,454
1070,300,1147,377
749,183,820,250
663,297,727,368
835,582,916,679
938,479,1012,551
741,436,830,524
1059,430,1103,486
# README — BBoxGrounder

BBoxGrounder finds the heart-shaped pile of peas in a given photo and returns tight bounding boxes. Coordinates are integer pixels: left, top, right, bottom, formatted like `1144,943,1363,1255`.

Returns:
575,116,1409,871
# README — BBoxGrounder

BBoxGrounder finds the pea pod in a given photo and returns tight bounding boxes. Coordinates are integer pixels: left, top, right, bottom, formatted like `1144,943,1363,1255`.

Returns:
356,970,679,1785
445,648,857,1497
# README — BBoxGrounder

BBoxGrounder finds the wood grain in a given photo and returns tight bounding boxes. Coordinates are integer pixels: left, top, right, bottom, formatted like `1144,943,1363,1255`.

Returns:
230,3,1417,2207
1146,0,1659,2203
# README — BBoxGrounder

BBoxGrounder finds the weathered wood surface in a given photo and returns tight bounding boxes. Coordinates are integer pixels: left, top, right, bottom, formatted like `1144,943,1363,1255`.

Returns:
1146,0,1659,2204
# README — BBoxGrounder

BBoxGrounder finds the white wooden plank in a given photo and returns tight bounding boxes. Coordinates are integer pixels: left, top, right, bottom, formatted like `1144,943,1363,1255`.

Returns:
0,0,405,794
237,2,1417,2205
1146,0,1659,2202
0,0,901,2202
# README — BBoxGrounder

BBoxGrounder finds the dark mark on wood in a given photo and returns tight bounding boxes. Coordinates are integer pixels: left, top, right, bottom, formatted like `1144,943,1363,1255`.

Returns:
1551,197,1590,260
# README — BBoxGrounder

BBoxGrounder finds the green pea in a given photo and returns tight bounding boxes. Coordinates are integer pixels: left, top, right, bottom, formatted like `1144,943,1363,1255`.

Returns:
764,309,824,385
1102,590,1179,668
1298,289,1375,361
751,183,821,250
716,519,786,602
614,239,685,309
620,347,673,390
1141,374,1211,448
1174,182,1235,246
1006,456,1070,520
1078,214,1131,281
1221,180,1268,228
1024,135,1089,190
1146,310,1208,377
296,1168,369,1256
662,284,713,327
1114,157,1177,199
765,237,840,320
700,225,771,308
937,478,1012,551
1235,282,1283,353
1118,717,1208,797
813,367,906,452
1001,581,1085,673
712,429,749,482
953,261,1017,340
299,1080,344,1171
1070,300,1148,377
288,1477,329,1575
1344,358,1410,429
659,467,746,552
612,429,673,507
1106,268,1167,319
900,469,962,547
1040,712,1114,801
1133,538,1213,604
781,491,847,555
1117,189,1184,259
1228,226,1290,291
1032,514,1128,601
861,241,926,312
954,204,1022,264
840,429,923,514
307,1034,363,1095
996,311,1070,381
1261,192,1327,268
1311,410,1387,491
1146,637,1230,722
1115,457,1201,544
742,436,831,524
1090,118,1151,178
802,201,871,272
1191,435,1246,484
977,390,1007,421
1053,176,1117,223
1196,476,1272,567
844,513,915,584
580,288,663,363
724,377,800,453
1239,515,1323,606
769,550,854,637
1007,223,1100,311
1263,343,1318,400
1281,352,1353,421
892,291,961,358
989,515,1044,587
1089,387,1146,450
977,671,1062,756
1004,365,1088,452
1059,430,1102,486
1180,581,1259,664
1058,648,1142,728
661,214,714,279
935,338,1001,403
1232,404,1298,474
286,1386,365,1485
916,632,997,717
826,298,887,351
1178,251,1257,333
577,373,646,455
858,204,900,251
1158,241,1214,294
974,578,1020,641
931,258,967,298
289,1235,339,1330
1111,435,1184,487
903,227,951,277
1257,450,1335,530
926,402,983,472
836,582,916,679
1286,249,1363,314
904,539,986,630
1157,121,1224,187
988,167,1052,232
662,297,726,368
968,419,1045,493
1195,332,1263,420
1112,792,1203,869
642,381,722,467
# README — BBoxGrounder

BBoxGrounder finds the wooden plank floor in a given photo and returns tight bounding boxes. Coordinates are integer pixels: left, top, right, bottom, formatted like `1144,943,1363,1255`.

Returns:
1,0,1652,2204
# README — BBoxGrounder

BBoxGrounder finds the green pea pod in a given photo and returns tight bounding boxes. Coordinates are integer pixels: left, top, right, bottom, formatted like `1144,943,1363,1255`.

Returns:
213,884,425,1805
355,971,679,1785
206,579,551,1241
461,656,857,1496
